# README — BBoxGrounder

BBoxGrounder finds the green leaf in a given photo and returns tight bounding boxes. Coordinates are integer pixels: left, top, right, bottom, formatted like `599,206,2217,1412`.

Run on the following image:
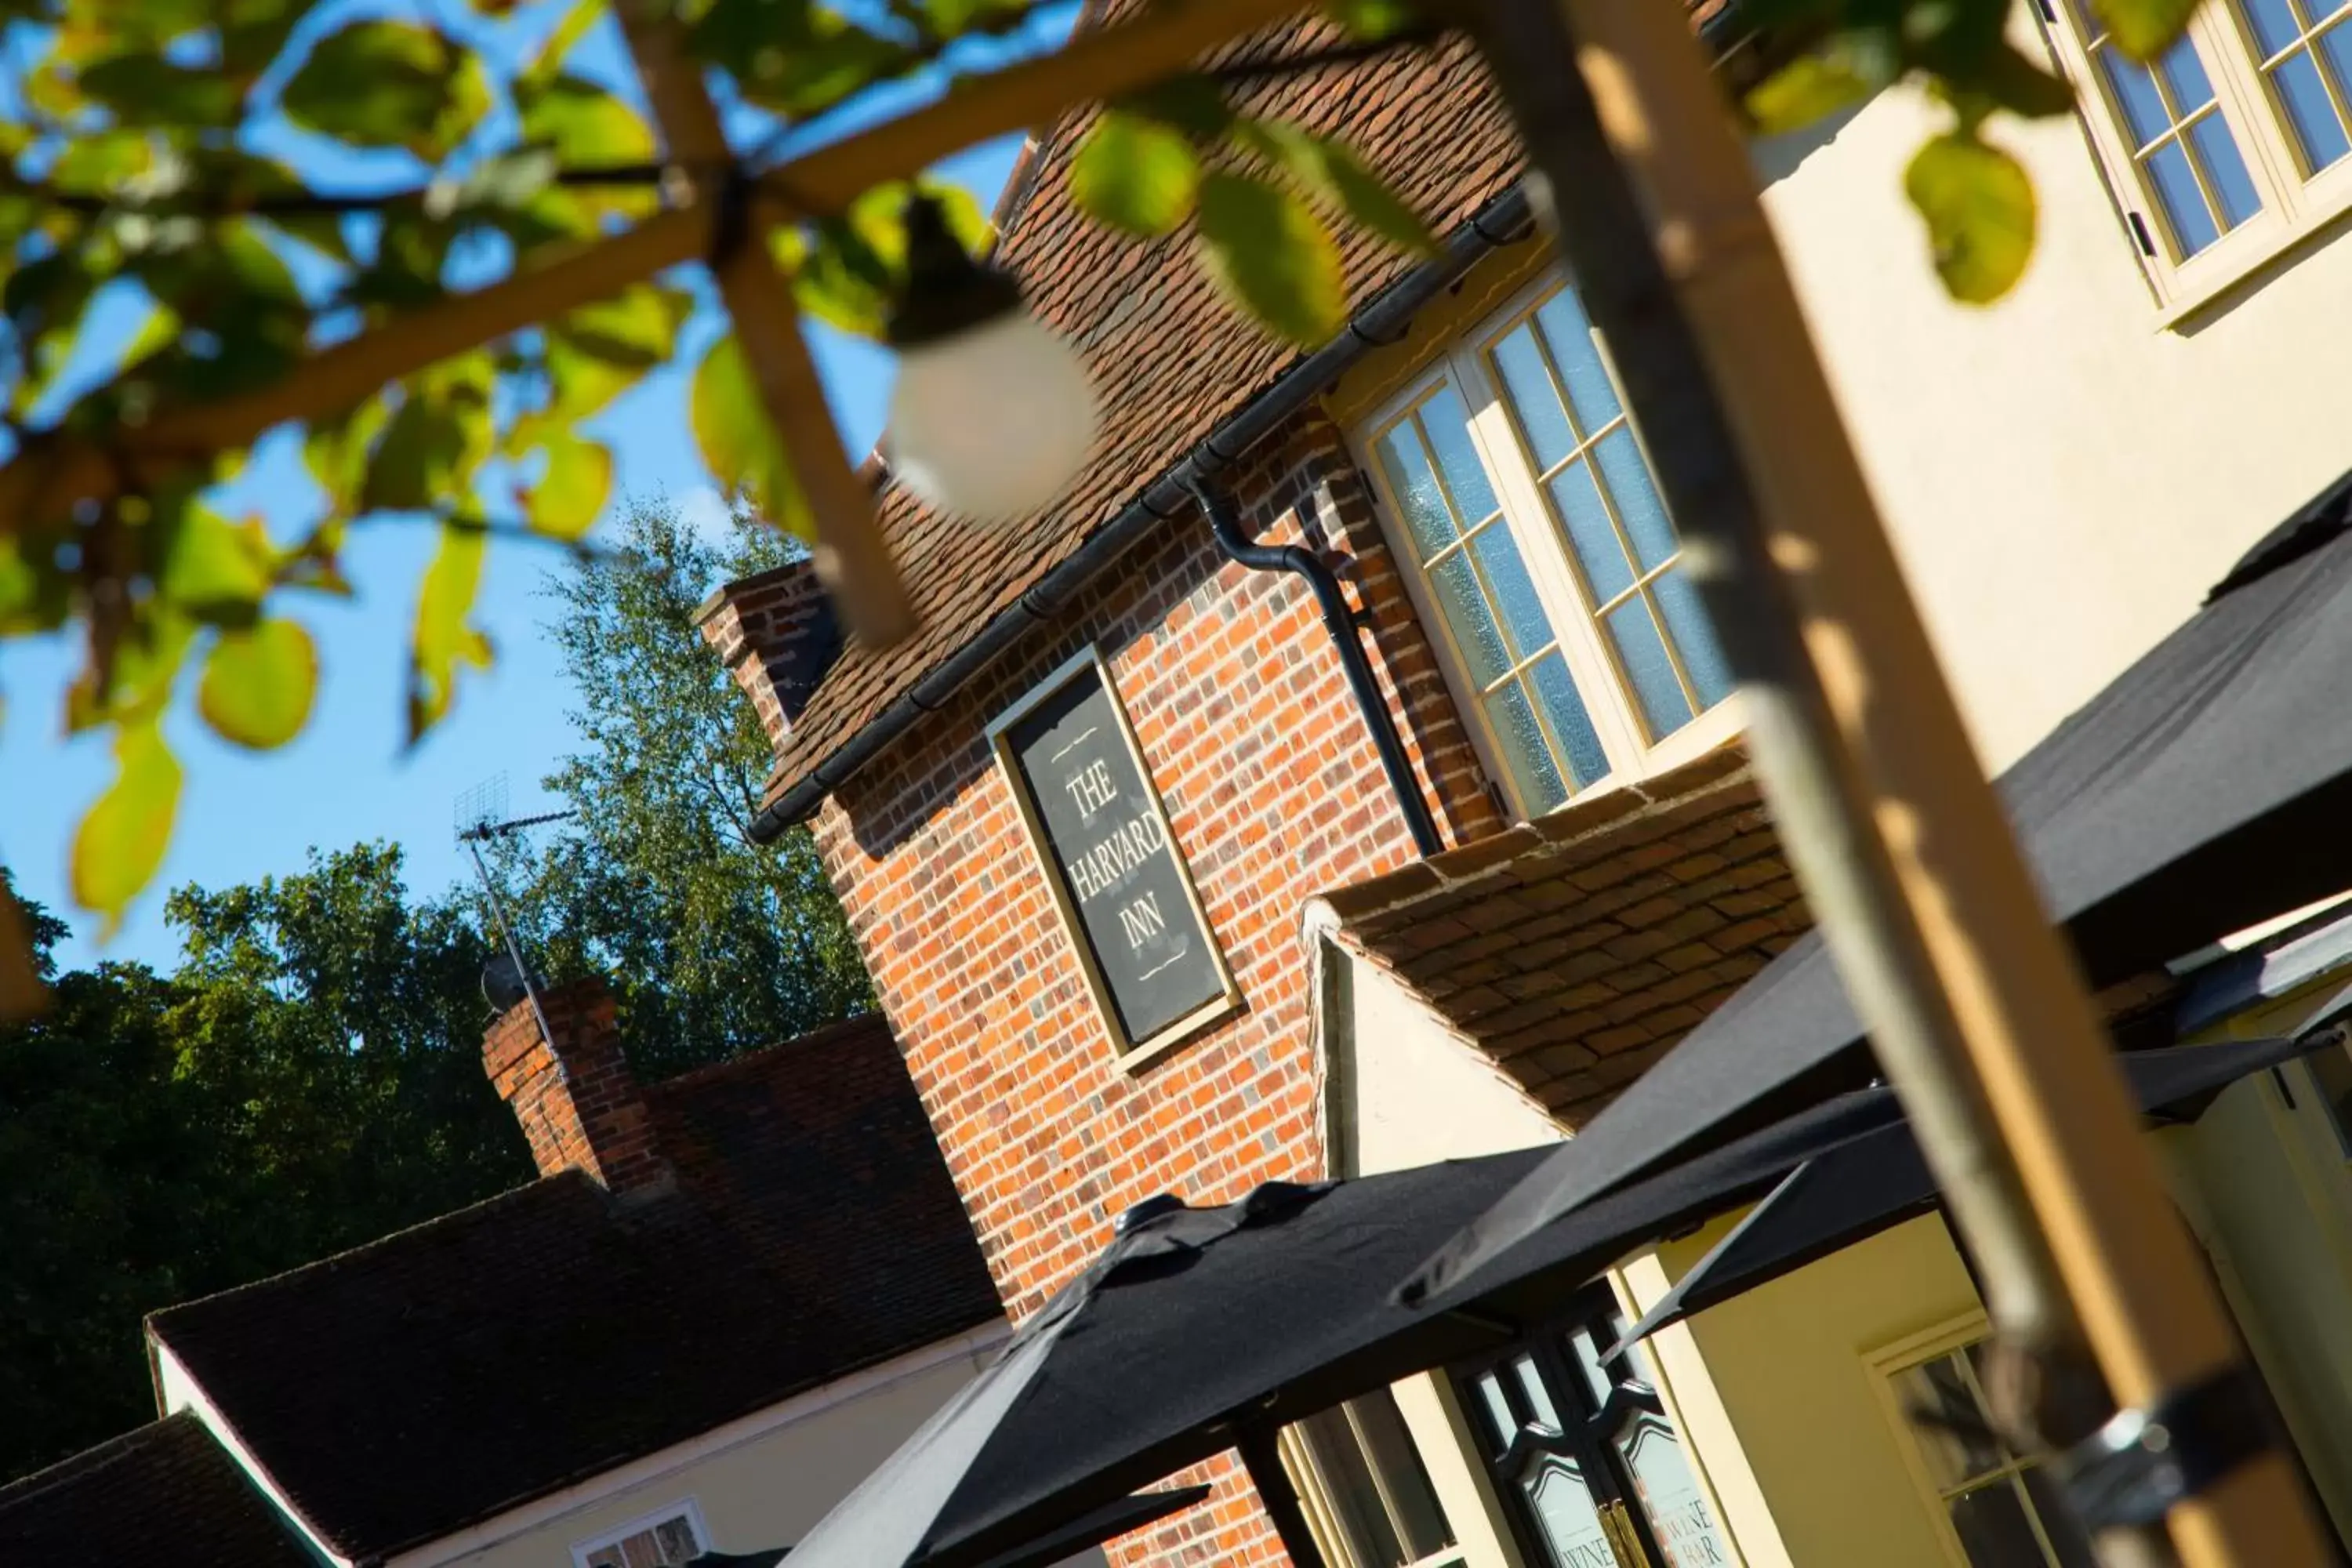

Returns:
2093,0,2198,59
281,20,489,159
1120,76,1236,139
305,400,391,516
517,73,658,223
1321,0,1422,38
528,434,612,542
693,0,916,118
198,618,318,751
1239,122,1436,256
158,505,273,619
691,335,809,535
71,721,182,938
1071,111,1200,238
77,51,245,126
1745,49,1883,136
1905,129,2037,303
408,521,494,743
361,396,471,512
1193,171,1348,347
1973,38,2078,118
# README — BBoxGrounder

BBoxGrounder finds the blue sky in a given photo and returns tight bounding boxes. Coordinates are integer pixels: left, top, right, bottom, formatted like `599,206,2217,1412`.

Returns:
0,3,1048,974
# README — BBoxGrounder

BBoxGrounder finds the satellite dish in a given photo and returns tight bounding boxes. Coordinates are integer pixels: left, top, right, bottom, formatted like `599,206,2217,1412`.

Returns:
482,953,542,1013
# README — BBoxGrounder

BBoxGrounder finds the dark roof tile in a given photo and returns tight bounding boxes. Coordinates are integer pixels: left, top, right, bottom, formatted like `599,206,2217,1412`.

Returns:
0,1413,314,1568
147,1015,1001,1561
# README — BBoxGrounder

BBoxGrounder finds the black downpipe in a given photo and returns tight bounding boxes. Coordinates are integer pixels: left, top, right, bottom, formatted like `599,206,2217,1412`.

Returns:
1191,474,1443,859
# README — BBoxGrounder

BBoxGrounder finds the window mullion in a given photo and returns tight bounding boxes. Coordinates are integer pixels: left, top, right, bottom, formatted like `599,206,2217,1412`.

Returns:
1452,346,1647,779
2198,0,2308,215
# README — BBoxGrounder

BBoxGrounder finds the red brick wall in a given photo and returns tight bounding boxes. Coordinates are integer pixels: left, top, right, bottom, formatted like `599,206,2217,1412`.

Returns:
805,408,1503,1565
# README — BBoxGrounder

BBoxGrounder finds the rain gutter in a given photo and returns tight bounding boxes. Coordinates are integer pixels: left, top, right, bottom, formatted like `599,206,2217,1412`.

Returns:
750,181,1534,841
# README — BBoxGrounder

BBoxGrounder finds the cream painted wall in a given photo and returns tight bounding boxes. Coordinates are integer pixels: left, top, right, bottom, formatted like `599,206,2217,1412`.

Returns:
416,1344,1074,1568
1754,46,2352,773
1324,938,1566,1177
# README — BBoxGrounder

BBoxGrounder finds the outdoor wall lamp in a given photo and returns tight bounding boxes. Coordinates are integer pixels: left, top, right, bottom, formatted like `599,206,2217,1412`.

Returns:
885,193,1098,524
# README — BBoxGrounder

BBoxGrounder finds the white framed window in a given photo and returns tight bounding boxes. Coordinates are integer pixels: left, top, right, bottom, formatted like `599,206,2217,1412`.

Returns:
1281,1389,1467,1568
1356,274,1737,818
571,1499,710,1568
1867,1317,2095,1568
2041,0,2352,310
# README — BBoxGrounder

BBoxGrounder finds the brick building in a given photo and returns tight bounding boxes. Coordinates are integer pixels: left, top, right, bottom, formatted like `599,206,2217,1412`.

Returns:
702,2,2352,1563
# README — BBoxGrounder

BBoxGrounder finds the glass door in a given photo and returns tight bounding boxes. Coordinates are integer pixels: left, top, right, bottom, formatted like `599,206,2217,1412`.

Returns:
1454,1286,1735,1568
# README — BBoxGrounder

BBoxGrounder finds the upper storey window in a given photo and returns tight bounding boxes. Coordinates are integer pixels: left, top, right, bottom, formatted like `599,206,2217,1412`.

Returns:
2047,0,2352,307
1358,277,1735,818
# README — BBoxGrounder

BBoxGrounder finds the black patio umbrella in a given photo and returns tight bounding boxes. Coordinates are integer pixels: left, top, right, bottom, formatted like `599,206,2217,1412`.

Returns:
1598,1033,2327,1359
779,1084,1906,1568
1407,468,2352,1302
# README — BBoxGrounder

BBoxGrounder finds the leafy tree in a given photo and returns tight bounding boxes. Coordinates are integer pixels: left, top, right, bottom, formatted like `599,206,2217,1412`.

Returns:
0,853,532,1484
468,492,871,1079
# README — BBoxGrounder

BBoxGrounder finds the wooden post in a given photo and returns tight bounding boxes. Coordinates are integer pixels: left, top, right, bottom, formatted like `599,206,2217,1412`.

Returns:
1464,0,2331,1562
615,4,913,644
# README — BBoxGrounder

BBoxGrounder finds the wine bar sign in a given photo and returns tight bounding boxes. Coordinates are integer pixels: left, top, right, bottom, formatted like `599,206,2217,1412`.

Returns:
991,648,1239,1060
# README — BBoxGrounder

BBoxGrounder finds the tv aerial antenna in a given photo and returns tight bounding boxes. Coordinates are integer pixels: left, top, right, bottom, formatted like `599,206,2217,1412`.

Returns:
454,773,575,1048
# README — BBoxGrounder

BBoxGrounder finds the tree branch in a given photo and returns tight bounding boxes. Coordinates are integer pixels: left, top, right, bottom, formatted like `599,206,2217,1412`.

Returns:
0,0,1305,538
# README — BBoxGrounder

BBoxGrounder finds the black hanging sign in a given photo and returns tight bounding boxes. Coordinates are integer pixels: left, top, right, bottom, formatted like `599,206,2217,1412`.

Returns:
993,650,1237,1057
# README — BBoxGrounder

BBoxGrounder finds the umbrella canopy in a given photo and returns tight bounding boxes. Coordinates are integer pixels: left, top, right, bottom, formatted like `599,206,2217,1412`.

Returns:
1597,1034,2323,1359
781,1087,1905,1568
1406,472,2352,1301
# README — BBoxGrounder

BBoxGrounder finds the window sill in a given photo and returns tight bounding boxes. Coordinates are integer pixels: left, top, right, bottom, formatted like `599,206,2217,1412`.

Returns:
2151,175,2352,330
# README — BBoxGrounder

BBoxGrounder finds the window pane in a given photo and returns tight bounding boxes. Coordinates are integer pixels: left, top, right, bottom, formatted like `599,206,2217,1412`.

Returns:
1295,1406,1410,1568
1528,654,1610,791
2020,1467,2100,1568
2158,34,2217,107
2190,113,2263,227
1510,1352,1565,1429
1617,1412,1737,1568
1486,683,1570,814
587,1552,624,1568
2273,49,2351,169
1534,289,1624,431
1524,1455,1617,1568
652,1519,699,1563
1492,325,1579,470
1474,1371,1519,1452
1423,386,1501,520
2147,139,2223,254
2246,0,2303,53
1605,601,1697,738
1593,427,1678,574
1568,1328,1615,1408
1430,551,1510,686
2320,24,2352,144
2314,0,2352,24
1895,1354,2008,1491
1346,1392,1460,1563
2102,53,2173,144
1468,523,1554,662
1652,569,1734,712
1375,423,1458,558
1548,458,1636,602
1949,1479,2053,1568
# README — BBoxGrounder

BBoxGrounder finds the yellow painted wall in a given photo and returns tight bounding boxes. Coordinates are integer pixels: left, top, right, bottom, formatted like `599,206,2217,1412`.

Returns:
1628,1214,1984,1568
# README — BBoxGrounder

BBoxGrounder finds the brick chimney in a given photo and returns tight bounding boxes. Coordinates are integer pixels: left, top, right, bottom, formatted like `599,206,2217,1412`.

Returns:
692,558,843,754
482,978,673,1198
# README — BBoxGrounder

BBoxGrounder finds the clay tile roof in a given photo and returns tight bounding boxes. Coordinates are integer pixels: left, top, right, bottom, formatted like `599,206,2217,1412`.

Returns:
0,1412,315,1568
145,1014,1002,1563
764,24,1526,805
1317,742,1812,1127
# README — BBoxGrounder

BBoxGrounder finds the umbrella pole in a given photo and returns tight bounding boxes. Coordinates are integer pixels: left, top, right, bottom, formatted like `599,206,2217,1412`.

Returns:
1459,0,2328,1561
1237,1427,1333,1568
